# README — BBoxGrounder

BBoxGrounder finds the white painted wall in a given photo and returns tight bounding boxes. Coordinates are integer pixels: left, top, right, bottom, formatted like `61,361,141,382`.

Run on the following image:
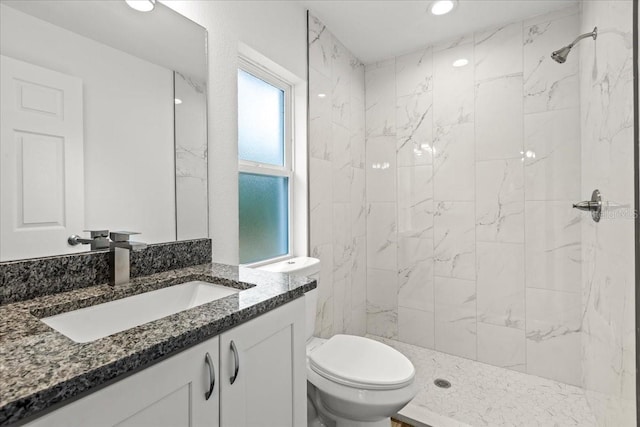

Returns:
161,1,308,265
0,5,176,244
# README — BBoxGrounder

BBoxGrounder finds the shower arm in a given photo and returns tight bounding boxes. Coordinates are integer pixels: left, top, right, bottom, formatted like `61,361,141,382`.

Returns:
567,27,598,48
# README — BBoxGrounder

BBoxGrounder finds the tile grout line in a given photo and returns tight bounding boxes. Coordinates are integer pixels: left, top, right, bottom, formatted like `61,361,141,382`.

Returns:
521,17,528,374
429,47,436,350
472,29,479,363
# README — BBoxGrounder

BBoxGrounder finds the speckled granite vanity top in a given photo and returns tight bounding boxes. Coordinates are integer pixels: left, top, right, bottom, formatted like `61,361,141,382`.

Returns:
0,262,316,425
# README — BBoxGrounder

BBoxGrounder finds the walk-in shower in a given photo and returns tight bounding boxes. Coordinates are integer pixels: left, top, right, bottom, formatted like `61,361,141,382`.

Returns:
307,1,637,425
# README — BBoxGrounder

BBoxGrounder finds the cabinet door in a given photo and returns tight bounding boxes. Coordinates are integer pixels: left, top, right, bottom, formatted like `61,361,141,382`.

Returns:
26,336,220,427
219,298,306,427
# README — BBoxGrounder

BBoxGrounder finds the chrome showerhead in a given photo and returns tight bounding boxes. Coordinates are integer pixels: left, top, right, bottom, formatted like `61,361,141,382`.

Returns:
551,46,572,63
551,26,597,64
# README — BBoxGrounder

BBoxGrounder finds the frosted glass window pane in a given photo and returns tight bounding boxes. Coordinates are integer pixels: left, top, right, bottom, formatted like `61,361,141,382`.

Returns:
239,173,289,264
238,69,285,166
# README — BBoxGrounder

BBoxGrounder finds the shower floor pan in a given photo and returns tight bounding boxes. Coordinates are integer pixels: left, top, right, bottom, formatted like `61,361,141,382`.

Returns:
369,336,596,427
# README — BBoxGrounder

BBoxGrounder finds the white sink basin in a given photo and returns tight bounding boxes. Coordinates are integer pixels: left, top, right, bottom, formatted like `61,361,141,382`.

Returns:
41,281,239,343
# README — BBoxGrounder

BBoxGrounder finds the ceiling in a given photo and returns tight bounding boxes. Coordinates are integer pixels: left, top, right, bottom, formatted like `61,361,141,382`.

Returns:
2,0,207,82
300,0,579,63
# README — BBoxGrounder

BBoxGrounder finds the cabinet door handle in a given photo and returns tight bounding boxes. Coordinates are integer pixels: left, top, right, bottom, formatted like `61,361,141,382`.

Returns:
230,340,239,385
204,352,215,400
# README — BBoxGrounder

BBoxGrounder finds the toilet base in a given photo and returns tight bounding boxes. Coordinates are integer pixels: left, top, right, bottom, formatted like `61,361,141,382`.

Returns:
308,381,396,427
307,413,389,427
334,417,390,427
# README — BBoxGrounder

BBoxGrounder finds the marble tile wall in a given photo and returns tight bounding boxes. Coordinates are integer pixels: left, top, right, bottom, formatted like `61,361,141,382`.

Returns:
175,72,209,241
308,14,367,338
364,6,586,386
579,1,636,425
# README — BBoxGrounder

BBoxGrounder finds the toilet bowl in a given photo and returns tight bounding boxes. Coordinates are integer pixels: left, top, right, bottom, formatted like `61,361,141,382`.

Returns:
256,257,417,427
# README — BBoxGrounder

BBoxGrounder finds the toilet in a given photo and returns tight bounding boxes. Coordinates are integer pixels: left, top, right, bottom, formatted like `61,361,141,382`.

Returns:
257,257,417,427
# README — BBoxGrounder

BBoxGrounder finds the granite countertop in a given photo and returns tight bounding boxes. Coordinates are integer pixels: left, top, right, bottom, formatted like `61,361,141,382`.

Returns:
0,262,316,425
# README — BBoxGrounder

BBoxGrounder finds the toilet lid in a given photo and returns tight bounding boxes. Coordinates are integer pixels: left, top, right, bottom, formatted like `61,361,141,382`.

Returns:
308,335,415,390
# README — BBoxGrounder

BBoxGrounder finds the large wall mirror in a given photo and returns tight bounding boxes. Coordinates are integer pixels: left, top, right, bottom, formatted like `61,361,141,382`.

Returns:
0,0,208,261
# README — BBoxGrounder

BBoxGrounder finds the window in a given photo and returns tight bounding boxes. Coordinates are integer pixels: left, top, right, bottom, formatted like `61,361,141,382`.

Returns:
238,63,292,265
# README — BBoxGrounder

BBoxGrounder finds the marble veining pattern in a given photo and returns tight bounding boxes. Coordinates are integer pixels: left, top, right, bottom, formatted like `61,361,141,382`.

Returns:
476,242,525,330
366,268,398,339
475,159,524,243
174,72,208,241
526,287,581,386
523,12,580,114
579,1,636,425
475,75,523,161
309,14,366,338
433,201,475,281
371,336,597,427
363,5,585,386
0,262,316,425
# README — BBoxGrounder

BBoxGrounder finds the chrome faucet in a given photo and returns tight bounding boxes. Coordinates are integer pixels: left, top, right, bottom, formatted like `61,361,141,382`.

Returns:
109,231,147,285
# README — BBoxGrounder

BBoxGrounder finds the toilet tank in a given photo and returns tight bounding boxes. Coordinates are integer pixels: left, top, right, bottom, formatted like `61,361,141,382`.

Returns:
255,257,320,341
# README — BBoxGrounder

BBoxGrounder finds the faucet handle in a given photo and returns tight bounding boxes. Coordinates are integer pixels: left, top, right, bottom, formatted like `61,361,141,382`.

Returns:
68,229,110,249
85,230,109,239
109,231,140,242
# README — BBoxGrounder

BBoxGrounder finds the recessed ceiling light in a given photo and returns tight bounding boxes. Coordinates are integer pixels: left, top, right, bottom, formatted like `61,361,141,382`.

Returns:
174,98,183,105
125,0,156,12
317,93,326,98
452,58,469,67
430,0,456,16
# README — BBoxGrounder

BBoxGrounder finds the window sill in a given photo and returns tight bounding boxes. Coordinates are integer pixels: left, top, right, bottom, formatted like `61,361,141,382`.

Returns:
240,254,293,269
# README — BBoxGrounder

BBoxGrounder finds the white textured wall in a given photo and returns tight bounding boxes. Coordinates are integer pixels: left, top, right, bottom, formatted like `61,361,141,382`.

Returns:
363,6,585,386
162,1,308,265
308,15,367,338
0,4,176,244
580,1,636,425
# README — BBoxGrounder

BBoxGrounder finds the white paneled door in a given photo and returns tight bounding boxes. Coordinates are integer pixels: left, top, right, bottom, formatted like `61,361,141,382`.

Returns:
0,55,84,261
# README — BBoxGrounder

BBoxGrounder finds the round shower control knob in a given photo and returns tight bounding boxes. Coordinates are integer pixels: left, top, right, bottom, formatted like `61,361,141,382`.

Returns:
572,189,602,223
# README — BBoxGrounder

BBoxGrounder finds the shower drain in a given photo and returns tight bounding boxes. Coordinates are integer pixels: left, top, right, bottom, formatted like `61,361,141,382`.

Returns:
434,378,451,389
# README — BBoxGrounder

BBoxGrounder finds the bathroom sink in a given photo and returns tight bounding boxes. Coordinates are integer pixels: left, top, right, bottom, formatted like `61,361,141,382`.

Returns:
41,281,239,343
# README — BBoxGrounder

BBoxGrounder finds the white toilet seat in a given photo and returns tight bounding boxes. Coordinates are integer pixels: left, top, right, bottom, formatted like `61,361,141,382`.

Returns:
307,363,418,407
307,361,417,425
308,335,415,391
305,335,418,425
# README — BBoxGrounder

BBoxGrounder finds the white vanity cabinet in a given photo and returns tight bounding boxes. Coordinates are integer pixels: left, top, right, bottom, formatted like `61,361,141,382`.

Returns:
27,336,220,427
220,296,306,427
24,297,305,427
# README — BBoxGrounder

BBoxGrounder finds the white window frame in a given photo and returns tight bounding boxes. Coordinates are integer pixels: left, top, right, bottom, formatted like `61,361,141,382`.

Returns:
238,57,294,267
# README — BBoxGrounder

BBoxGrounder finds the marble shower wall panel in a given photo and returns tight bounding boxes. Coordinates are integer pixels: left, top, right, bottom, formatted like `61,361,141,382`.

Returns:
433,201,476,281
522,10,582,387
526,287,582,385
174,72,208,241
475,159,525,243
579,1,636,425
523,13,580,114
308,15,366,338
524,108,582,201
363,6,585,386
434,276,477,360
475,75,523,162
477,242,525,330
364,56,399,339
